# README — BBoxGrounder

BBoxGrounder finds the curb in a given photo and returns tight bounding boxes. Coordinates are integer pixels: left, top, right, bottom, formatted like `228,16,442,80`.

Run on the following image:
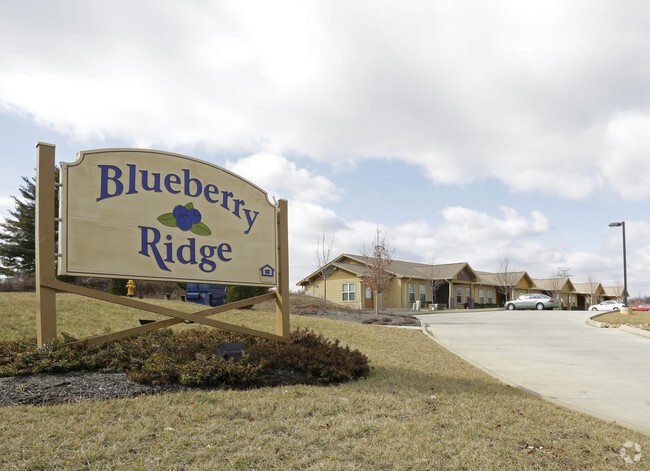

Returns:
585,319,607,328
585,314,650,338
619,325,650,339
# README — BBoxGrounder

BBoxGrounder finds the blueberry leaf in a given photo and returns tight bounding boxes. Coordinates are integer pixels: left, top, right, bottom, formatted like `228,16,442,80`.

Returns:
191,222,212,236
185,202,194,210
157,213,178,227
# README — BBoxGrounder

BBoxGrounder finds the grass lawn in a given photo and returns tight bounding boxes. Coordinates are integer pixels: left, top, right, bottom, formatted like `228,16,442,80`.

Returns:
592,310,650,330
0,292,647,470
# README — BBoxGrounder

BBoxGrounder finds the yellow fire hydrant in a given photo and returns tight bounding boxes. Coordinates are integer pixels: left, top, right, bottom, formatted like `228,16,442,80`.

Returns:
126,279,136,297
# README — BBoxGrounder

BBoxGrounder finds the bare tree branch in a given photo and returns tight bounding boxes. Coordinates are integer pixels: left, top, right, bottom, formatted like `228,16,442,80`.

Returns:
494,256,519,302
422,252,445,304
586,274,599,308
547,266,571,307
361,227,394,314
313,227,336,311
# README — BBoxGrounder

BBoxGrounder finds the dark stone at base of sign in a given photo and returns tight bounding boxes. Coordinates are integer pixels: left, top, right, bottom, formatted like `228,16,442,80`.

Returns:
216,342,247,362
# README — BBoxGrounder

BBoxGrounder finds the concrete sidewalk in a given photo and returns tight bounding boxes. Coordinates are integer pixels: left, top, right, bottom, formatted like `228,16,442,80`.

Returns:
416,309,650,435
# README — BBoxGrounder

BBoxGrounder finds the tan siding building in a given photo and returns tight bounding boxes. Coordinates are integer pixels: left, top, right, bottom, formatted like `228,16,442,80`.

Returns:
300,253,611,312
474,271,536,306
297,254,479,310
531,278,577,309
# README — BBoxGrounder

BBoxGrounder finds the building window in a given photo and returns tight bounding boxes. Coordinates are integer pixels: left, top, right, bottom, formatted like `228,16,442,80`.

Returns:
408,283,416,303
456,287,462,303
487,289,493,304
479,289,485,304
466,287,470,301
419,284,426,303
342,283,356,302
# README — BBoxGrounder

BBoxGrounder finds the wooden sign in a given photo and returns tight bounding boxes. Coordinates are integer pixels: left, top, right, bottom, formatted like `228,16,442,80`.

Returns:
36,143,289,347
59,149,277,286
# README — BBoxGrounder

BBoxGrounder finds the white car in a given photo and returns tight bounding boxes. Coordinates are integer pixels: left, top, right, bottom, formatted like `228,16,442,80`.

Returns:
589,300,626,311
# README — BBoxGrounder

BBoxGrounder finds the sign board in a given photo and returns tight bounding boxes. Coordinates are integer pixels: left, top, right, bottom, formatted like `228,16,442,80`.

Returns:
59,149,277,286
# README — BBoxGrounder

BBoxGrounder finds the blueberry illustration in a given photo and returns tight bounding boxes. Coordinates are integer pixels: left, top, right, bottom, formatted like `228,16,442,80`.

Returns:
188,208,201,224
173,205,188,218
176,213,192,231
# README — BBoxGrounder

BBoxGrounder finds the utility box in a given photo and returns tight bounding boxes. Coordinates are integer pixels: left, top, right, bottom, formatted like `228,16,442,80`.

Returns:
185,284,227,307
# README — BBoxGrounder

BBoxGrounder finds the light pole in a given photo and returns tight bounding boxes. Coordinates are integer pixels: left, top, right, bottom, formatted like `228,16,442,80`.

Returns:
609,221,627,307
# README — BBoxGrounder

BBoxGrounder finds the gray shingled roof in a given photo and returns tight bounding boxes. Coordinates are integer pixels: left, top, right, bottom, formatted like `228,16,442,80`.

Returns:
297,253,476,285
572,282,603,295
474,270,530,285
341,254,473,280
531,277,575,291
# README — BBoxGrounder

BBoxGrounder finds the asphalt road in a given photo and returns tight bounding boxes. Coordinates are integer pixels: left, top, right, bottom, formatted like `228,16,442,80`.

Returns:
416,309,650,435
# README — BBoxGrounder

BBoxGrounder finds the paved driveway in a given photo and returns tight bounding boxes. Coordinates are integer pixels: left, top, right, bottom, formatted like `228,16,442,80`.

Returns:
416,309,650,435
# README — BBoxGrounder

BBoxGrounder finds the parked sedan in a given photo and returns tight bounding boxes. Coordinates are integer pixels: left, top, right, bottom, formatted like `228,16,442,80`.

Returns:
589,300,626,311
505,294,559,311
633,304,650,312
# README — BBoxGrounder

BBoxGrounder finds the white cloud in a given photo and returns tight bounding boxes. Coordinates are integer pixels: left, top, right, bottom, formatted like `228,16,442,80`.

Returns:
1,1,650,201
225,153,342,204
290,204,561,285
440,206,550,241
0,196,13,219
601,111,650,199
3,1,650,295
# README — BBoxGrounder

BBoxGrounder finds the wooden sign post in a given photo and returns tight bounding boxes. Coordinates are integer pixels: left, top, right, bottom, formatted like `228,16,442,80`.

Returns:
36,144,290,347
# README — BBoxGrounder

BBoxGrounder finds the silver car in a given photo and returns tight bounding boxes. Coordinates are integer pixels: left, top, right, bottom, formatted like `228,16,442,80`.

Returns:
589,300,626,311
505,294,560,311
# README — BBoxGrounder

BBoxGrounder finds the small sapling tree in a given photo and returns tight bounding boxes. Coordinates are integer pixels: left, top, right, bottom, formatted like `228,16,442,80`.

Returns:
313,228,336,311
361,227,394,315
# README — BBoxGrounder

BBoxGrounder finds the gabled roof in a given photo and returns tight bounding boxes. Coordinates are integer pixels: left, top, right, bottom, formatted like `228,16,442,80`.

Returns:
572,282,604,295
603,286,625,297
296,260,366,286
296,253,478,285
531,277,576,293
340,254,478,281
474,270,534,287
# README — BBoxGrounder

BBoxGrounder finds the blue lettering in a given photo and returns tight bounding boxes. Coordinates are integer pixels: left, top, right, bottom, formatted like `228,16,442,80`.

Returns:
199,245,217,272
177,238,197,264
138,230,232,272
221,190,233,210
164,234,174,263
97,165,123,201
233,199,244,218
217,243,232,261
126,164,138,195
140,170,162,192
164,173,181,194
242,209,259,234
204,184,219,203
183,169,202,197
99,164,262,235
138,226,171,271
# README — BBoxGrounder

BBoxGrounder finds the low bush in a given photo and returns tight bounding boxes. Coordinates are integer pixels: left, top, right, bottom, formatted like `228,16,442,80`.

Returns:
0,328,369,388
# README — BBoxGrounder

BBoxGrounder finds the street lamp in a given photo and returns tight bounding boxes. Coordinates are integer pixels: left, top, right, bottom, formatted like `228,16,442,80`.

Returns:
608,221,628,307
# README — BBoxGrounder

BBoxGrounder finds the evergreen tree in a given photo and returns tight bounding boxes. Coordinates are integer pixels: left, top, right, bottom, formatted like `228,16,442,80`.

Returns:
0,177,36,276
225,285,269,308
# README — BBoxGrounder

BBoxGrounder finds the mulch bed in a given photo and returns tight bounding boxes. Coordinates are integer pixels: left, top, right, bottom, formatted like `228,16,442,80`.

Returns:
1,307,410,407
0,369,319,407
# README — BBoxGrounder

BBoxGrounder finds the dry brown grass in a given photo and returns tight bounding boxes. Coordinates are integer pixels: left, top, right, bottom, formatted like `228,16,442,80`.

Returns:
0,292,648,470
592,310,650,329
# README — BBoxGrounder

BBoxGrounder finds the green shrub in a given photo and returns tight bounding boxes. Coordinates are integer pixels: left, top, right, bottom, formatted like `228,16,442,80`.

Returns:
225,285,269,308
109,278,129,296
0,328,369,387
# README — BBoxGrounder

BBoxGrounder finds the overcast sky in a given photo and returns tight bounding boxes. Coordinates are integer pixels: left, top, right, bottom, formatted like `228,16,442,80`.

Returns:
1,0,650,296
